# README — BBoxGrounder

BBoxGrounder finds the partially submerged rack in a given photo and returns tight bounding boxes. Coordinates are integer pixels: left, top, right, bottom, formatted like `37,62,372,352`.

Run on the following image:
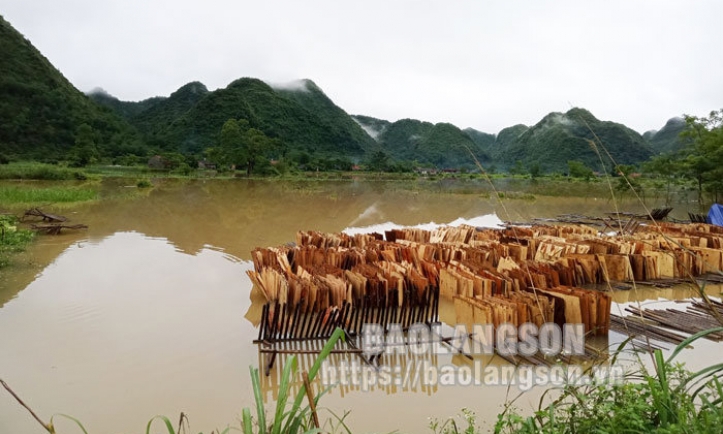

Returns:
30,223,88,235
249,229,441,343
22,208,87,235
248,220,723,367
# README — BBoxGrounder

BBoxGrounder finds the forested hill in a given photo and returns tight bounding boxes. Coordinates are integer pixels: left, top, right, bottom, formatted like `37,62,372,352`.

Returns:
1,14,375,162
486,108,655,172
273,80,377,153
0,15,142,160
645,117,689,154
87,89,166,120
0,14,692,171
351,115,392,140
353,117,491,168
353,109,657,172
92,78,375,157
90,81,210,150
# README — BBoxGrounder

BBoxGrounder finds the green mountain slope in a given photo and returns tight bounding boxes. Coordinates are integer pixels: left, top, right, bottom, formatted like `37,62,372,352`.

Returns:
648,117,689,154
137,78,372,156
273,80,376,152
490,108,654,172
0,14,684,171
367,118,490,168
130,82,208,133
90,82,209,150
88,89,166,119
0,15,141,160
488,124,529,165
464,127,496,155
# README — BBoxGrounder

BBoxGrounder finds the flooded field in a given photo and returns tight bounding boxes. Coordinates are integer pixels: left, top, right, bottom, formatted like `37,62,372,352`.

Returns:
0,178,717,433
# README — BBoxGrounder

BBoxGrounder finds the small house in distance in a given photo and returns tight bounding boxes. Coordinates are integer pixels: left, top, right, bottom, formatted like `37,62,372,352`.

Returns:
198,159,217,170
148,155,167,170
415,167,438,175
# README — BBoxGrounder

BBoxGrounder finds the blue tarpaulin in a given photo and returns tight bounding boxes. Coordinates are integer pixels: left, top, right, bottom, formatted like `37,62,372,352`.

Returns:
708,204,723,226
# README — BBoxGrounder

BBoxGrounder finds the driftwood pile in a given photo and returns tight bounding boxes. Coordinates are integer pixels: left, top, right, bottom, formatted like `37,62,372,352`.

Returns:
248,221,723,342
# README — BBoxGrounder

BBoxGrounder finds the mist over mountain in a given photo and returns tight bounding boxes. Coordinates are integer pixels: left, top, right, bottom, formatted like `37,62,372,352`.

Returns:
0,14,689,172
351,115,391,141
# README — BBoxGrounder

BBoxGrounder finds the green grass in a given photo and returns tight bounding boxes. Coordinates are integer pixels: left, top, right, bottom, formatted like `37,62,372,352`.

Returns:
0,215,34,268
491,329,723,434
84,165,179,178
0,185,98,205
136,179,153,188
240,327,346,434
0,162,89,180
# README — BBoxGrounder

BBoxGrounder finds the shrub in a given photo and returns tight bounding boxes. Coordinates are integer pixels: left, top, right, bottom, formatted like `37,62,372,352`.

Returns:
0,215,34,268
136,179,152,188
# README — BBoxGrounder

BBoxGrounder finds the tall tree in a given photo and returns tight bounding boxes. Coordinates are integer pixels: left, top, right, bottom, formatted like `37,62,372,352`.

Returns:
643,154,682,206
567,160,593,180
367,150,390,172
70,123,99,167
209,118,250,170
243,127,279,176
679,110,723,203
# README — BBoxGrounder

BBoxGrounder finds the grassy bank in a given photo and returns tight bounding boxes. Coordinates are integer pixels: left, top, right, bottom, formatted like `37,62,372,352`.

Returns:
0,185,98,207
491,331,723,434
0,162,90,181
0,162,699,204
0,215,34,268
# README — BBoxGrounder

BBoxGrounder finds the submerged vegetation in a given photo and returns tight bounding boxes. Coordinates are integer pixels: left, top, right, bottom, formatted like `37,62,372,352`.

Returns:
0,185,97,205
0,162,88,181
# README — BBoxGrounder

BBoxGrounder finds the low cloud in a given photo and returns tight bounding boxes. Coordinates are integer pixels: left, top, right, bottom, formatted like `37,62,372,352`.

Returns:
266,79,310,93
86,86,111,97
353,118,383,140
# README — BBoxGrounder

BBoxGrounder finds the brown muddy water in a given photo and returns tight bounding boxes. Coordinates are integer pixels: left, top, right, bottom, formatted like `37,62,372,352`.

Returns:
0,178,719,433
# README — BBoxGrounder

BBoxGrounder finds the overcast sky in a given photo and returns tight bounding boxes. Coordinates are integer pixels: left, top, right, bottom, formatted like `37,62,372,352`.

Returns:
2,1,721,134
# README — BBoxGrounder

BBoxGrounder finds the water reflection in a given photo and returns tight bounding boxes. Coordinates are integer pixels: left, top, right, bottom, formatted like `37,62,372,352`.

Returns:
0,178,714,434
